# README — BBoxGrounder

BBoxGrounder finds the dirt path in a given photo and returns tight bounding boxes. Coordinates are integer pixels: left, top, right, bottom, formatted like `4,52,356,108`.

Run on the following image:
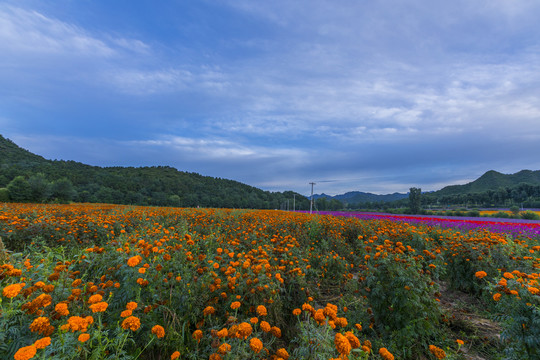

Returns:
438,282,503,360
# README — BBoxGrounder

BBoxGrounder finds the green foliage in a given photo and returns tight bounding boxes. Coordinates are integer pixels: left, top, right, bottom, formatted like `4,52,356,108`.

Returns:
409,187,422,214
7,176,33,202
520,211,540,220
0,134,310,209
0,188,9,202
363,256,443,358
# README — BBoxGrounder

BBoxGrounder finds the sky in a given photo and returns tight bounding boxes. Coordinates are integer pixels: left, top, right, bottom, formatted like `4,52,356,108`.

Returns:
1,0,540,196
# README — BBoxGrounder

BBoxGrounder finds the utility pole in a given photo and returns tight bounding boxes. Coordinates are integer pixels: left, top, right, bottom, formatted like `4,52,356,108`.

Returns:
309,182,316,214
293,194,296,212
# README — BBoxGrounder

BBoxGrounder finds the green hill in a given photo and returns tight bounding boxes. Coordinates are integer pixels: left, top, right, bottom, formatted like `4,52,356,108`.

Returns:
0,134,309,209
433,170,540,196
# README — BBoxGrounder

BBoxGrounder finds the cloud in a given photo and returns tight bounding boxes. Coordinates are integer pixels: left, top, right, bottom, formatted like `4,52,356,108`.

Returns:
3,1,540,195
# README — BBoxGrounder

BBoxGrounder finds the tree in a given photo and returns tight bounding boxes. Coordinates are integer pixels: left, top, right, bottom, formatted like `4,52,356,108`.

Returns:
7,176,33,202
409,187,422,214
50,178,76,203
27,173,51,202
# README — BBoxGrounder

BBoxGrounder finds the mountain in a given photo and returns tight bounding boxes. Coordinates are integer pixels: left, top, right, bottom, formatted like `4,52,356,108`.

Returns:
432,170,540,196
313,191,408,204
0,134,309,209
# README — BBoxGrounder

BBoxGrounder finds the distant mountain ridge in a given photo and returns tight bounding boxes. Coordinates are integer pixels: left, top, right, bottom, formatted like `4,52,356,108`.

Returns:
0,134,309,209
314,191,408,204
432,170,540,196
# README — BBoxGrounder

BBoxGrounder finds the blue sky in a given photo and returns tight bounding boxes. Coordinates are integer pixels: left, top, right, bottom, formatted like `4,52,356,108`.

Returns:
1,0,540,195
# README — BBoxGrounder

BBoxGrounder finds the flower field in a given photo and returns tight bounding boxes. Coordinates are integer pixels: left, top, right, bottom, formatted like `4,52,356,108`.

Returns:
1,203,540,360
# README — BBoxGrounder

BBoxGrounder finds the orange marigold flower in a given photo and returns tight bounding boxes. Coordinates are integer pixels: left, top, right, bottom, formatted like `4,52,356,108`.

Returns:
276,348,289,359
122,316,141,331
292,308,301,316
379,347,395,360
345,331,360,348
493,293,502,301
260,321,271,332
121,309,132,317
503,272,514,279
203,306,216,316
89,301,108,313
237,322,253,339
456,339,464,345
250,317,258,324
55,303,69,316
67,316,90,332
335,333,351,355
192,329,203,342
126,301,138,310
256,305,267,316
88,294,103,304
230,301,241,310
271,326,281,338
429,345,446,359
29,317,50,335
249,337,263,353
218,342,232,354
217,328,228,338
2,283,24,298
475,271,487,279
528,287,539,295
13,344,37,360
152,325,165,338
34,337,51,349
78,333,90,342
127,255,142,267
170,351,181,360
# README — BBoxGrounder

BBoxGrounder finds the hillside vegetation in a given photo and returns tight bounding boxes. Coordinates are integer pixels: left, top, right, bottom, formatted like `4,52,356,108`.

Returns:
0,135,308,209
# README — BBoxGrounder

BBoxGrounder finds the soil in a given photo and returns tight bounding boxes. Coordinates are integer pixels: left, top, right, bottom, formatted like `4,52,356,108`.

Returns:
438,281,503,360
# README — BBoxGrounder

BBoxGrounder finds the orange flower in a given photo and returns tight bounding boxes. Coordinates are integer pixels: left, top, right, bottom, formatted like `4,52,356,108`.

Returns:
67,316,90,332
475,271,487,279
493,293,502,301
127,255,142,267
29,317,50,335
276,348,289,360
218,343,231,354
89,301,108,313
256,305,267,316
230,301,241,310
78,333,90,342
249,337,263,353
456,339,464,345
345,331,360,348
2,283,24,298
237,322,253,339
203,306,216,316
13,344,37,360
292,308,301,316
152,325,165,338
192,329,203,342
379,347,395,360
55,303,69,316
271,326,281,338
170,351,181,360
34,337,51,349
429,345,446,359
334,333,351,355
122,316,141,331
260,321,271,332
503,272,514,279
88,294,103,304
126,301,138,310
